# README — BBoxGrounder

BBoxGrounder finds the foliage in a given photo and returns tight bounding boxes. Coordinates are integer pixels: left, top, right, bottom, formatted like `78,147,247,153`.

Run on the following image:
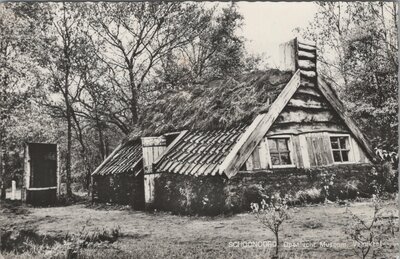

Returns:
345,196,398,258
0,3,52,197
154,174,227,216
157,3,251,85
251,197,290,257
369,162,398,195
298,2,398,151
320,171,336,201
0,2,253,195
80,2,228,134
0,225,121,258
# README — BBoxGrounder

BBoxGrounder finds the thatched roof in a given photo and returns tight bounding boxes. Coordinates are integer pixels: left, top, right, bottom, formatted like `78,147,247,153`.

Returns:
93,69,293,177
138,69,293,136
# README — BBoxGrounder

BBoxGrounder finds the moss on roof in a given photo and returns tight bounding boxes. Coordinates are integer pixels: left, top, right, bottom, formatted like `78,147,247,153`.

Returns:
136,69,292,137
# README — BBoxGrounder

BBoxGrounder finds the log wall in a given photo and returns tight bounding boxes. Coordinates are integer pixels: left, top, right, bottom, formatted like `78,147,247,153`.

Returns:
244,79,370,170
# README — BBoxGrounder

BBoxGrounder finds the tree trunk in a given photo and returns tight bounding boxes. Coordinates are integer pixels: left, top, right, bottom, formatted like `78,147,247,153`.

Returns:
95,115,106,160
275,232,279,257
128,69,138,126
62,2,72,199
66,106,73,198
0,130,5,200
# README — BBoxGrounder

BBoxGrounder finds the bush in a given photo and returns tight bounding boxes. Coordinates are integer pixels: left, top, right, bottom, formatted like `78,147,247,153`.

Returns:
369,162,398,195
294,187,324,204
0,225,122,258
345,196,398,259
251,196,291,258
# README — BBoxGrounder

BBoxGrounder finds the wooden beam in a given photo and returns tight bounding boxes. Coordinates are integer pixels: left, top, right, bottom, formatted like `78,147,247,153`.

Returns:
268,122,348,136
317,76,376,161
27,187,58,191
287,96,328,109
296,86,321,97
276,109,335,124
298,134,310,168
220,70,301,178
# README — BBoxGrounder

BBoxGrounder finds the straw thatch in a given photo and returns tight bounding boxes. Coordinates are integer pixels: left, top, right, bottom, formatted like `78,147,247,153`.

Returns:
137,69,292,136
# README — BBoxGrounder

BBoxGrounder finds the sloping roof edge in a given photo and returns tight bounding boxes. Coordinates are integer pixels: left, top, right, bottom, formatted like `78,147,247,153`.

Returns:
91,143,123,176
317,76,376,161
219,69,302,178
91,138,143,177
151,130,188,169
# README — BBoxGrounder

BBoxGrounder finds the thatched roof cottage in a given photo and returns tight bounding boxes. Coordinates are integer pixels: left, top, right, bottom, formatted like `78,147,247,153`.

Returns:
92,39,376,214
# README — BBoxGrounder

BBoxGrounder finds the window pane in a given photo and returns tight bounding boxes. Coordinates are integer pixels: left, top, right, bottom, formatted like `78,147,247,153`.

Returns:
280,152,291,165
339,137,347,149
268,139,277,151
277,139,289,151
271,154,280,165
330,138,339,149
341,151,349,161
333,151,342,162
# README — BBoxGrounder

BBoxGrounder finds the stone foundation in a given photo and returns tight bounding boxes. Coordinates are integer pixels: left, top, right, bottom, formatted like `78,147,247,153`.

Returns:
92,173,145,210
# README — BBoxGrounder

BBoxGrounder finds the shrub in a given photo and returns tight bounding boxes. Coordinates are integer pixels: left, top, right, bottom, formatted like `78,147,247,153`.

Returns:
345,196,397,259
251,196,290,258
294,187,324,204
368,163,398,196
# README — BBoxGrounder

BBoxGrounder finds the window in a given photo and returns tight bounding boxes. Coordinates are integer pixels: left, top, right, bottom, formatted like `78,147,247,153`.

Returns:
268,138,292,166
330,136,350,162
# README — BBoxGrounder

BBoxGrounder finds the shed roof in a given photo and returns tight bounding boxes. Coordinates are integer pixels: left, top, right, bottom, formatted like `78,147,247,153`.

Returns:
91,139,143,176
154,126,247,176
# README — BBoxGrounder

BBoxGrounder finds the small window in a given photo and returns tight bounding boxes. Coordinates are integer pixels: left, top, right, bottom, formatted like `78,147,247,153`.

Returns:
330,136,350,162
268,138,292,166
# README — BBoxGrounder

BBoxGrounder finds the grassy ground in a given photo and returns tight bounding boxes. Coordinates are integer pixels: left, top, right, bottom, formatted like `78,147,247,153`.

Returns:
0,198,398,258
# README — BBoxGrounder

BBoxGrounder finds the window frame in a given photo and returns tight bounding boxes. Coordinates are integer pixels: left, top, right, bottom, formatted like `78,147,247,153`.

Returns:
329,134,354,164
266,135,295,168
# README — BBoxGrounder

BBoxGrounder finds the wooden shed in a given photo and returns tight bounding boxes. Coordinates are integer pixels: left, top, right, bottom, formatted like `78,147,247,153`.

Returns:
91,138,145,209
22,143,59,206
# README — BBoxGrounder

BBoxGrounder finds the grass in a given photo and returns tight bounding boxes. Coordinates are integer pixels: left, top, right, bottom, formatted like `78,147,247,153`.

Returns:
0,198,398,258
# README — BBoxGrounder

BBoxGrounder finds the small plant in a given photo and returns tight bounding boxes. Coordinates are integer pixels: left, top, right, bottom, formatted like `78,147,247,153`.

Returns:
251,196,290,258
345,196,397,259
320,171,336,201
64,225,122,258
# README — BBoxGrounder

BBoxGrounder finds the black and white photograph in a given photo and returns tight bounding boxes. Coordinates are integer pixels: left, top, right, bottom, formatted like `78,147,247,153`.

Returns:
0,1,398,258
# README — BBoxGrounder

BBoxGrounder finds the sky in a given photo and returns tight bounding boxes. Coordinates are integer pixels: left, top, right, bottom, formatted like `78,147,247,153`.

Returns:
224,2,319,67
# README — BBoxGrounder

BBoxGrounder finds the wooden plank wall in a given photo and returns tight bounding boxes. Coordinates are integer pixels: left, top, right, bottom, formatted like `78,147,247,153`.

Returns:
305,132,333,166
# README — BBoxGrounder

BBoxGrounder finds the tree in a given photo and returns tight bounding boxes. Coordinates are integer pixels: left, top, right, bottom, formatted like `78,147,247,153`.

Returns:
84,2,223,134
157,3,247,86
34,2,95,198
298,2,398,150
0,3,47,198
251,198,290,258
